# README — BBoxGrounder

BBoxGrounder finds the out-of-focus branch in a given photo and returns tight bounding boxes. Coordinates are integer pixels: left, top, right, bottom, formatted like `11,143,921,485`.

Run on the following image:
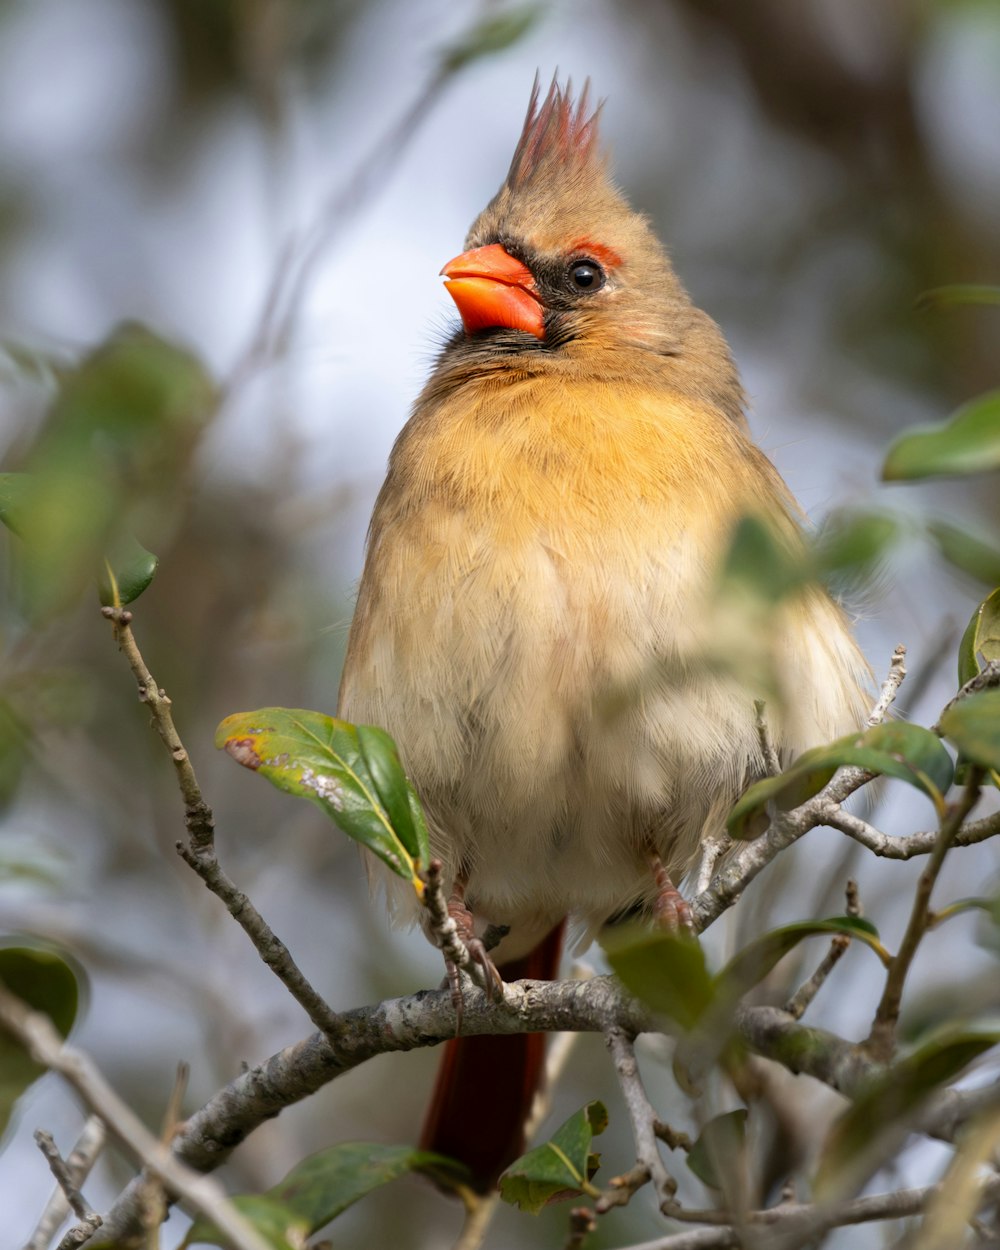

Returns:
783,880,858,1019
0,986,271,1250
600,1030,676,1214
865,770,983,1060
615,1172,1000,1250
26,1117,105,1250
102,605,345,1042
32,1129,102,1249
933,659,1000,728
692,646,906,932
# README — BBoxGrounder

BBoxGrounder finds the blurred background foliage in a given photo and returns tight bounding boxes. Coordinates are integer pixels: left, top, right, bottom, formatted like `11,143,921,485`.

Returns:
0,1,998,1246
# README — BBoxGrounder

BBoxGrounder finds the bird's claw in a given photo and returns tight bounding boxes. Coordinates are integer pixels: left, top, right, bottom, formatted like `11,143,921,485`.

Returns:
447,894,504,1002
649,852,696,937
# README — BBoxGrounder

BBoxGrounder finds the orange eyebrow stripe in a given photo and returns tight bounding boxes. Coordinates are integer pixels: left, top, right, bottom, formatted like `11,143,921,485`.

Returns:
569,239,623,269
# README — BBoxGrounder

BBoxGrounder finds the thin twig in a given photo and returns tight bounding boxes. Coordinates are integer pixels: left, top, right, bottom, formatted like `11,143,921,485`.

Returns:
101,606,213,849
866,769,984,1061
693,646,907,932
601,1030,677,1214
867,643,907,726
565,1207,597,1250
616,1173,1000,1249
783,880,859,1019
0,985,272,1250
102,605,345,1042
32,1130,101,1248
817,802,1000,859
784,935,850,1021
653,1121,693,1153
26,1117,105,1250
422,859,502,1005
933,659,1000,730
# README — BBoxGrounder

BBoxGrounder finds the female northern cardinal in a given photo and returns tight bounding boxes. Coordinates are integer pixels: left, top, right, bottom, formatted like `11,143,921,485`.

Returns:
338,78,870,1189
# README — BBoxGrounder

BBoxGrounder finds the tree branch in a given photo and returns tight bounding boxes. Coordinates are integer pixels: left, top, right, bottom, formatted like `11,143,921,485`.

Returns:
692,646,907,932
32,1129,102,1249
865,770,983,1060
817,802,1000,860
616,1172,1000,1249
26,1117,105,1250
601,1030,677,1214
103,605,345,1042
0,986,272,1250
80,965,997,1247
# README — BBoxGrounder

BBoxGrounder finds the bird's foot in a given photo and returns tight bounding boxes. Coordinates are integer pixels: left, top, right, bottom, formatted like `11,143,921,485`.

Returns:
648,852,695,936
422,861,505,1027
446,892,504,1007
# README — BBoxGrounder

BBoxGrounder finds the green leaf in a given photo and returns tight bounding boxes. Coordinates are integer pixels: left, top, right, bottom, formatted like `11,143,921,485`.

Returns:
184,1144,467,1247
98,534,159,607
355,725,425,865
727,722,954,837
602,928,714,1031
719,514,805,603
0,942,82,1140
183,1195,306,1250
0,473,34,537
812,509,900,583
3,324,214,617
938,690,1000,771
271,1142,468,1219
816,1027,1000,1199
499,1102,606,1213
686,1109,747,1191
917,284,1000,310
882,390,1000,481
216,709,428,894
715,918,889,1010
927,520,1000,587
0,700,30,810
958,589,1000,687
439,4,545,73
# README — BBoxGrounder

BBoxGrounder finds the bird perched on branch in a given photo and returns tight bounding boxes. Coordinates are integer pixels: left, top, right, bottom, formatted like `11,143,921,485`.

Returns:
338,76,871,1191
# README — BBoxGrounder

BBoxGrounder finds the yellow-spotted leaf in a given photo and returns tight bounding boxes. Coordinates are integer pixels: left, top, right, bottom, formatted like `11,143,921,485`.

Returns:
216,709,429,893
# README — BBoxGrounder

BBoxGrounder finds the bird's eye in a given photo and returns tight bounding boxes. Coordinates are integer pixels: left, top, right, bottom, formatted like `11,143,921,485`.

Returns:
567,259,605,292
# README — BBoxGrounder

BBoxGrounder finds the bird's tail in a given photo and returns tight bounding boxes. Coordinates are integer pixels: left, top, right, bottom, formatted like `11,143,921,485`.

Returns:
420,921,565,1192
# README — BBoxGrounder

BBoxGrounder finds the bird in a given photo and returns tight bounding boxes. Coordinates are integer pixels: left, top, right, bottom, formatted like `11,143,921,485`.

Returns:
337,76,872,1192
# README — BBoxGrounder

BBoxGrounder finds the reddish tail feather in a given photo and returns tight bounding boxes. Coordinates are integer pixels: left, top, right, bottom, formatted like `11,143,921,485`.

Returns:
420,921,565,1192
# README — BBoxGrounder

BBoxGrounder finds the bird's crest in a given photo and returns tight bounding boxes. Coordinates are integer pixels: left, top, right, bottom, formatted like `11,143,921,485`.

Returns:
505,75,604,190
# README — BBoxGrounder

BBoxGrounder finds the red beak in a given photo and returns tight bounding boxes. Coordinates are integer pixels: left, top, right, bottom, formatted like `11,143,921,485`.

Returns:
441,244,545,340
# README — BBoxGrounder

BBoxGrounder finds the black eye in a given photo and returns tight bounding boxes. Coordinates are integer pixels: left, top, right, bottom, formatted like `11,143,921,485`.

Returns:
567,259,605,292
